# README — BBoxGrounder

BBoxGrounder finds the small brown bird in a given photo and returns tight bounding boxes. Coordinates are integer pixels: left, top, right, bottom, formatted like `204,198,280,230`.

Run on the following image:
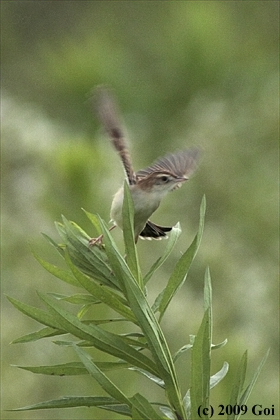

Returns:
90,86,201,244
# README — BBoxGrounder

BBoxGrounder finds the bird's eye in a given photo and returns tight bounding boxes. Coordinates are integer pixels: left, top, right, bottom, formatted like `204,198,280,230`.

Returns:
160,176,169,182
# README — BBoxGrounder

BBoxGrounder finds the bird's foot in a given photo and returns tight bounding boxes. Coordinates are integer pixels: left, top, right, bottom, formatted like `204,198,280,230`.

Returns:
89,234,104,246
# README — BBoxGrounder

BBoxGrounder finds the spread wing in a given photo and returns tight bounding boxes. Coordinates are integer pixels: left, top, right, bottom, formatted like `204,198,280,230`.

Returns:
136,148,201,180
94,86,136,185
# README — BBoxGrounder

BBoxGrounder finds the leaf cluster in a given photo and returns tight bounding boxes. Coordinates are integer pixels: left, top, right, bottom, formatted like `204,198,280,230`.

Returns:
7,189,269,419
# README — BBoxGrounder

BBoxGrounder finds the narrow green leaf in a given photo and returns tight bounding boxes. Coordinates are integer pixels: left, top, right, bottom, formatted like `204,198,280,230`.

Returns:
237,349,270,415
41,232,65,257
110,258,186,418
38,292,160,376
55,220,69,242
11,326,64,343
157,240,194,319
89,360,129,371
180,266,213,418
210,362,229,389
129,367,165,388
227,348,269,420
9,396,123,411
157,195,206,321
57,216,119,289
122,182,143,288
7,296,63,331
204,268,213,341
129,393,163,419
49,293,100,304
12,317,129,344
65,250,137,323
117,274,169,371
61,216,119,289
211,339,228,350
144,223,181,285
17,360,129,376
16,362,88,376
99,208,186,416
82,208,103,236
99,217,136,295
77,303,91,319
173,338,227,364
228,350,248,419
159,404,177,419
190,308,211,420
114,334,148,349
173,344,193,363
61,216,91,241
204,267,212,312
97,404,132,417
183,389,191,419
32,249,81,287
85,318,129,325
74,345,131,406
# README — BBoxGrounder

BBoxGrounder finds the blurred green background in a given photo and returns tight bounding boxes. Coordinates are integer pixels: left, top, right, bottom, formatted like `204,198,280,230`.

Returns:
2,2,278,419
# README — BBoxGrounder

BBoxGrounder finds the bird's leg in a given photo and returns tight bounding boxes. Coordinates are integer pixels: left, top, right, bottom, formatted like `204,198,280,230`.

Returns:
88,225,116,246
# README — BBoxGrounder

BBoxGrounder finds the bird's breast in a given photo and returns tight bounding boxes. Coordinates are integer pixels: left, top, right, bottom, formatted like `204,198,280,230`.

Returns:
110,185,161,231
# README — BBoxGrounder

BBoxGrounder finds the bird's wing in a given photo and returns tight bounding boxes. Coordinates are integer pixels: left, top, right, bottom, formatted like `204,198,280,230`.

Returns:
94,86,136,185
137,147,201,180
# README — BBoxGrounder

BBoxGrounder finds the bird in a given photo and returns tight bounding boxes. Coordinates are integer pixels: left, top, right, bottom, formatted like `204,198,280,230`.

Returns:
89,86,201,244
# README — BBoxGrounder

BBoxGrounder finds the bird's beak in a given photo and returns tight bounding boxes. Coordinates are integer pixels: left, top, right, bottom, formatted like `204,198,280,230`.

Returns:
172,176,188,191
177,176,188,183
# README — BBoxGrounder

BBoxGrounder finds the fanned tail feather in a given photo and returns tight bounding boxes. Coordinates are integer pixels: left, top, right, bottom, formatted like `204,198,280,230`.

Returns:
139,220,172,240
